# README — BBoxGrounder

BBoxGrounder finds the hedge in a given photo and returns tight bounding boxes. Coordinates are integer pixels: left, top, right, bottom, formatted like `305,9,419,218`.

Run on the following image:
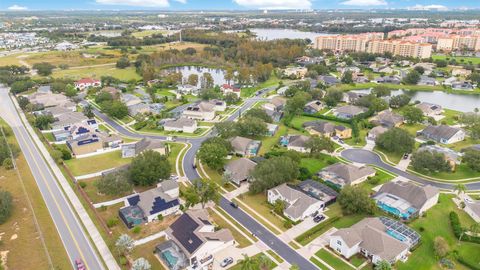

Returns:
449,211,480,244
295,216,340,244
457,256,480,270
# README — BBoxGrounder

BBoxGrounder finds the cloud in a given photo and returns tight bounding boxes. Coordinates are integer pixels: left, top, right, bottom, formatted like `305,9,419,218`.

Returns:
234,0,312,10
8,4,28,10
407,4,448,10
95,0,186,7
340,0,387,6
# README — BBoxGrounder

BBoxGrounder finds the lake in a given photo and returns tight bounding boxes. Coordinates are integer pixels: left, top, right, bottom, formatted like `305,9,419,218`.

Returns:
249,28,333,42
352,89,480,112
169,66,227,88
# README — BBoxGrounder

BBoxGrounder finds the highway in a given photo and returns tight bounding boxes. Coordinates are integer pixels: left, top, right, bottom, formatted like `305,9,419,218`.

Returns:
92,87,319,269
341,148,480,190
0,87,105,270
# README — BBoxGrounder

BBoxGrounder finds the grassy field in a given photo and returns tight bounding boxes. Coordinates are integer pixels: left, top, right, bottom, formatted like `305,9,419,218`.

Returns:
141,42,208,53
79,176,125,204
441,109,461,125
315,249,355,270
433,54,480,65
132,29,170,38
240,75,281,98
64,150,131,176
397,194,479,270
300,155,339,175
410,163,480,180
237,193,287,233
52,66,141,81
0,119,71,270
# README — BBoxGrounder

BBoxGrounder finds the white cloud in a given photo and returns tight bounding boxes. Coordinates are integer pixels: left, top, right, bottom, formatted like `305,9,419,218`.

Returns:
95,0,185,7
407,4,448,10
234,0,312,10
341,0,387,6
8,4,28,10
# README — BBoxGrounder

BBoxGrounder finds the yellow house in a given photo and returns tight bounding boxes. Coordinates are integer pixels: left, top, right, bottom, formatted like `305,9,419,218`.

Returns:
335,126,352,139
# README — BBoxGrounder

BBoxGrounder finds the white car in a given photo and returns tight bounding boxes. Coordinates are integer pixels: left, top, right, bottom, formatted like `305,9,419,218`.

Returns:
220,257,234,268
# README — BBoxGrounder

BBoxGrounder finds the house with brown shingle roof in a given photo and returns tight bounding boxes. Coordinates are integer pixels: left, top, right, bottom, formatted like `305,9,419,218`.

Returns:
223,158,257,186
318,163,376,187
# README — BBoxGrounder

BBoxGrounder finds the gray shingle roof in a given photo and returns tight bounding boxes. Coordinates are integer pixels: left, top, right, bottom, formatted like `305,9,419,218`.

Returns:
420,125,463,141
376,181,439,210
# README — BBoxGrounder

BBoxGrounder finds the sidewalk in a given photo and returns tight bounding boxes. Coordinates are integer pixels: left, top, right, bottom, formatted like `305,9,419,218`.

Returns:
12,96,120,270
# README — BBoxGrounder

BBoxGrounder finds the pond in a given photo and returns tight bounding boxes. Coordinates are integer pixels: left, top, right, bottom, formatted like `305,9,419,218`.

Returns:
352,89,480,112
168,66,227,88
249,28,333,42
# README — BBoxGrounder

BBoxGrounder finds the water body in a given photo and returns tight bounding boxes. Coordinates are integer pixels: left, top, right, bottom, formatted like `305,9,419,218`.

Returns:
352,89,480,112
169,66,227,88
249,28,332,42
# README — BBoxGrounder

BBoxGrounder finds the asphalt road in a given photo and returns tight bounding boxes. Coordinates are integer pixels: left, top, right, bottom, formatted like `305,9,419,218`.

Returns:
341,148,480,190
92,87,319,269
0,87,105,270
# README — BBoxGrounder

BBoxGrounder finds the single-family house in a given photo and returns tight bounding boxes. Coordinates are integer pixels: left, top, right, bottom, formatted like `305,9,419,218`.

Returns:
452,68,472,77
74,78,101,90
303,121,352,139
263,97,287,112
121,93,142,107
418,125,466,144
318,75,339,86
119,180,180,228
452,81,475,91
334,105,368,120
415,102,442,117
220,84,241,97
158,209,234,270
443,76,458,86
283,66,308,79
368,126,389,140
121,138,166,158
177,84,199,95
418,144,462,169
464,197,480,223
342,92,365,104
370,109,404,128
318,163,376,188
66,133,103,156
43,105,76,118
304,100,324,114
182,102,216,121
28,92,74,109
229,136,261,157
267,183,324,222
418,75,437,86
329,217,417,265
266,123,278,136
50,112,89,130
127,103,151,116
283,135,311,153
37,85,51,94
374,180,439,220
373,75,401,84
223,158,257,186
163,118,198,133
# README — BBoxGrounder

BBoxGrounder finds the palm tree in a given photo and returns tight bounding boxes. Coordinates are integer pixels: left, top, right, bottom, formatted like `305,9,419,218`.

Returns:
470,223,480,237
257,254,272,270
454,184,466,195
238,254,256,270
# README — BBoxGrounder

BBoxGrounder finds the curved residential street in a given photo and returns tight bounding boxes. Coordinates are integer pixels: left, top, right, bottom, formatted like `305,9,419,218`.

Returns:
341,148,480,190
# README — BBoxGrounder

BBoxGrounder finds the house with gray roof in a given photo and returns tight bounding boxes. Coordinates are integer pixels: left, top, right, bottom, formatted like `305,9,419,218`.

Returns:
374,180,439,220
304,100,324,114
370,109,404,128
267,183,325,222
415,102,442,117
333,105,368,119
418,125,465,144
318,163,376,187
329,217,414,265
159,209,234,269
163,118,197,133
464,196,480,223
121,138,166,158
119,180,180,228
223,158,257,186
368,126,389,140
229,136,261,157
318,75,339,86
282,135,311,153
418,75,437,86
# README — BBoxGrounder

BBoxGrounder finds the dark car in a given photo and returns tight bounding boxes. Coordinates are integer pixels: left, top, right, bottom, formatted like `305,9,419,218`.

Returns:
403,153,409,159
192,163,197,169
313,215,325,223
75,259,86,270
230,202,239,208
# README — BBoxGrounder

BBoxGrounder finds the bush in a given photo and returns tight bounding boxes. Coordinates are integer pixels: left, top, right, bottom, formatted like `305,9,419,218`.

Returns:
119,256,128,266
449,211,480,244
60,148,72,160
132,226,141,234
2,158,13,170
0,190,13,224
79,181,87,189
295,216,340,243
107,218,119,228
284,219,293,229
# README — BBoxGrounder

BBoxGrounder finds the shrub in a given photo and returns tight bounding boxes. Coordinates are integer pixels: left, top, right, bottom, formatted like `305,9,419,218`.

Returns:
0,190,13,224
449,211,480,244
79,181,87,189
2,158,13,170
283,219,293,229
132,226,141,234
119,256,128,266
295,216,340,244
107,218,119,228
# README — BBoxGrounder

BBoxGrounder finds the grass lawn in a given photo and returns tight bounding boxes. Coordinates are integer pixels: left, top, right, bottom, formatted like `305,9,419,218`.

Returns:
360,169,396,191
207,209,252,248
373,146,403,165
300,155,339,175
201,163,236,192
397,194,479,270
229,253,277,270
446,137,480,152
79,177,125,204
315,249,354,270
410,163,480,180
343,128,368,147
433,54,480,65
295,203,367,245
259,124,288,155
441,109,461,125
290,115,349,131
266,250,284,263
310,257,328,270
52,66,141,81
0,119,71,270
241,75,280,98
400,123,425,137
130,239,166,270
43,132,55,142
166,143,182,172
237,193,287,233
64,150,131,176
132,29,169,38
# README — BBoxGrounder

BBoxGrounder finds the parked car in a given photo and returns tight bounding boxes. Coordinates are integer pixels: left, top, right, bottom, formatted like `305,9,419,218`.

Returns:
313,215,325,223
230,202,239,208
403,153,409,159
220,257,234,267
75,259,86,270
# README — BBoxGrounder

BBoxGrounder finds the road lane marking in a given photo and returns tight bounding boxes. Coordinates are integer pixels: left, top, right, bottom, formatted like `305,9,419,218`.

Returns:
16,127,92,269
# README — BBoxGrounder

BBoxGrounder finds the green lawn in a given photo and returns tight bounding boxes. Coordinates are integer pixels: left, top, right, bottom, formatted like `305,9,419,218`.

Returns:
310,257,328,270
240,75,280,98
446,137,480,152
410,163,480,180
259,124,287,155
343,128,368,147
441,109,461,125
290,115,349,131
237,193,287,233
79,177,125,204
315,249,354,270
360,169,396,191
64,150,131,176
229,253,277,270
433,54,480,65
373,146,403,165
397,194,480,270
207,209,252,248
52,66,141,81
300,155,339,174
400,123,425,137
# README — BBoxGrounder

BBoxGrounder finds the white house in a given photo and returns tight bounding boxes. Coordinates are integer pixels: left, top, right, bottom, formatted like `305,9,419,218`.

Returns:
267,183,324,222
464,196,480,223
74,78,101,90
329,217,415,265
419,125,466,144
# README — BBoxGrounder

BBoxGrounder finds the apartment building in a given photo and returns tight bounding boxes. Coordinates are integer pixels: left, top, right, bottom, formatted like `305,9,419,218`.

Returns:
314,32,383,52
367,40,432,59
437,35,480,51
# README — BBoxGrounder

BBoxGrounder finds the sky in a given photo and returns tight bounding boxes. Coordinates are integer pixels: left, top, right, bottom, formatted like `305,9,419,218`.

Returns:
1,0,479,11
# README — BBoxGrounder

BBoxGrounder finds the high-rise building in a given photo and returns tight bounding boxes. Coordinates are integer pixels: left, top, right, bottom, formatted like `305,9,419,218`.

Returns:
314,32,384,52
366,40,432,59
